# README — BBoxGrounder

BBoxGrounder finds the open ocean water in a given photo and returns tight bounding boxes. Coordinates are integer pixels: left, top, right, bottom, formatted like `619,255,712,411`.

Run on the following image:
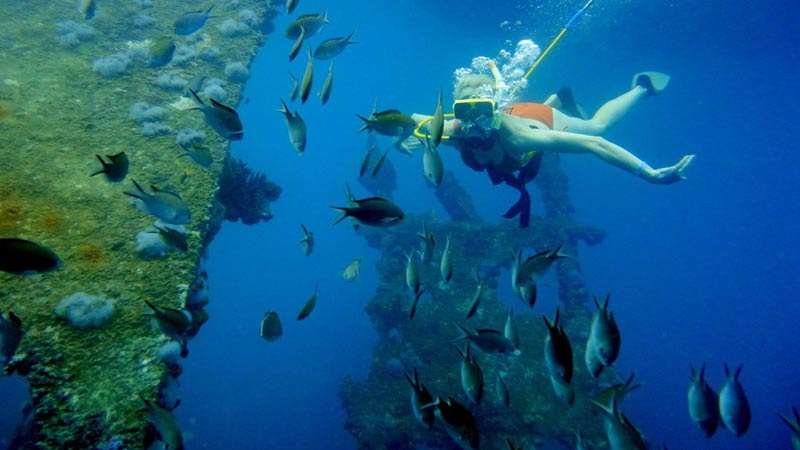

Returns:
2,0,799,449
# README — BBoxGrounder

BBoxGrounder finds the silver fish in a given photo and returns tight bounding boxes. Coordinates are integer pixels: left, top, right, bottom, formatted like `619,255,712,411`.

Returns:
277,98,307,154
298,224,314,256
422,139,443,186
430,90,445,148
518,284,537,309
405,250,420,295
318,60,334,105
313,31,358,60
594,372,641,409
574,429,591,450
142,396,184,450
440,234,453,285
465,268,482,320
289,25,305,62
342,258,362,282
187,88,244,141
585,332,605,378
496,373,510,409
550,373,575,405
592,395,646,450
174,5,215,35
588,294,621,367
77,0,96,20
288,71,299,101
503,311,519,351
409,287,426,320
359,142,375,177
416,223,436,264
0,311,22,366
719,363,751,437
512,243,569,287
286,0,299,15
177,144,213,168
458,344,484,404
778,406,800,450
124,179,191,224
299,49,314,104
688,363,720,437
285,11,329,40
371,150,389,177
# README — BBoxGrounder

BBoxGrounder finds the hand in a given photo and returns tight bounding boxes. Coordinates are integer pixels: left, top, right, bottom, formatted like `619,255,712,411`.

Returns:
649,154,695,184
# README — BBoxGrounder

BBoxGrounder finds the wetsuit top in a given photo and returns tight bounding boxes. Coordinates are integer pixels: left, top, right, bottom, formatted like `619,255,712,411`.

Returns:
458,103,553,174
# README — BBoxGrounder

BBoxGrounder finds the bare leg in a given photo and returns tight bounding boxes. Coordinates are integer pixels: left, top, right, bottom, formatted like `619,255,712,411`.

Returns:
554,86,648,135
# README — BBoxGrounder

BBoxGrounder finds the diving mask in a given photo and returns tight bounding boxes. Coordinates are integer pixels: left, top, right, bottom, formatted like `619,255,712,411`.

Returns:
453,98,496,122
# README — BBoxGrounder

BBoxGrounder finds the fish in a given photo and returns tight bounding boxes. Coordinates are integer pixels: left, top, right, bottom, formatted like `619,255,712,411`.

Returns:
574,429,591,450
433,396,481,450
496,373,510,409
458,344,484,404
405,251,420,295
371,150,389,177
594,372,641,409
518,284,537,308
277,98,307,154
155,225,188,251
285,11,329,40
592,395,646,450
141,396,184,450
777,406,800,450
298,224,314,256
149,36,176,67
299,50,314,104
342,258,363,282
187,88,244,141
143,300,193,343
260,311,283,341
91,152,128,182
77,0,96,20
288,71,299,101
174,5,215,35
286,0,299,15
289,25,304,62
409,287,426,320
357,108,416,137
511,243,569,287
588,294,621,367
455,324,520,355
403,368,434,428
422,139,443,186
688,363,720,438
465,268,482,320
0,238,61,274
719,363,751,437
318,60,334,105
177,143,213,167
543,308,573,384
296,284,318,321
430,90,445,148
416,223,436,264
549,374,575,406
440,234,453,285
585,332,605,378
124,179,191,224
0,311,22,366
359,143,374,177
313,31,358,60
503,311,519,351
330,195,404,228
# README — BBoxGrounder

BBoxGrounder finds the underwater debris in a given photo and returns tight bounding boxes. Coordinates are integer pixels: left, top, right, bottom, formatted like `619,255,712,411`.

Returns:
55,20,94,47
224,61,250,83
218,157,281,225
55,293,115,330
92,52,132,78
218,18,251,37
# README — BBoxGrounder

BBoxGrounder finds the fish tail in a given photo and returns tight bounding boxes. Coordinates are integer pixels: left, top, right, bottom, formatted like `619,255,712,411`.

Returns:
187,88,205,106
329,206,350,225
123,179,146,200
89,154,107,177
356,114,371,133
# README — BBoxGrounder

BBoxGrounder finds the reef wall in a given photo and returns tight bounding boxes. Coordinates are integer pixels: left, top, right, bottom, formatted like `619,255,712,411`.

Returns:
339,155,611,449
0,1,278,447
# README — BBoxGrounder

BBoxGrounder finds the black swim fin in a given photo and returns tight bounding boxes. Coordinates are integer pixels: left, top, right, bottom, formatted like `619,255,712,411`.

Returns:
502,184,531,228
556,87,586,119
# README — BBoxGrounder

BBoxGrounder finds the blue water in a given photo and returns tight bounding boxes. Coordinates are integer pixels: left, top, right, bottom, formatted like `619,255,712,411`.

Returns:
2,0,799,448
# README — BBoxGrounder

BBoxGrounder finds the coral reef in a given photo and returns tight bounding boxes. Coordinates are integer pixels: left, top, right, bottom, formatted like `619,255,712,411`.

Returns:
218,157,282,225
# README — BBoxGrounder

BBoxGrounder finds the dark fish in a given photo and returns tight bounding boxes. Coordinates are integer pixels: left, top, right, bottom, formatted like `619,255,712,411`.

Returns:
357,109,416,137
77,0,96,20
313,31,358,60
318,60,334,105
496,373,510,409
296,284,318,321
434,396,481,450
404,368,434,428
409,287,426,320
141,396,184,450
285,11,329,40
286,0,299,15
155,225,188,251
144,300,193,341
465,268,482,320
289,25,304,62
574,429,591,450
90,152,128,182
417,223,436,264
277,98,307,153
440,234,453,285
777,406,800,450
458,344,484,404
174,5,215,35
149,36,176,67
588,294,621,367
260,311,283,341
455,324,520,355
512,243,569,287
0,311,22,366
405,250,420,295
187,88,244,141
594,372,641,409
0,238,61,274
719,363,751,437
124,179,191,224
299,49,313,104
298,224,314,256
543,308,573,384
177,143,213,167
592,395,646,450
359,143,374,177
688,363,720,437
330,195,404,228
370,150,389,177
430,90,445,148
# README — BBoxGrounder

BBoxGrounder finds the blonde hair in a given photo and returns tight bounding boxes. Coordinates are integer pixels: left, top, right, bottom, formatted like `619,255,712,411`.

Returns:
453,74,495,101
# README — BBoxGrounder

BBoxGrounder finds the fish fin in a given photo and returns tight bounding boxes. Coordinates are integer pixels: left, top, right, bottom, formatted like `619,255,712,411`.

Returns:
187,88,205,106
329,206,350,225
356,114,372,132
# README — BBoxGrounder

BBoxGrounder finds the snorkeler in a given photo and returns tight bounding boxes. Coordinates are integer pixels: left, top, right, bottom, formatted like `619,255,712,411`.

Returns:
410,70,695,227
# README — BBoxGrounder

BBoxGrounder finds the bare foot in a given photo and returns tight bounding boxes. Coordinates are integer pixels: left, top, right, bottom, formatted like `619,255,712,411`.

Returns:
649,154,695,184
